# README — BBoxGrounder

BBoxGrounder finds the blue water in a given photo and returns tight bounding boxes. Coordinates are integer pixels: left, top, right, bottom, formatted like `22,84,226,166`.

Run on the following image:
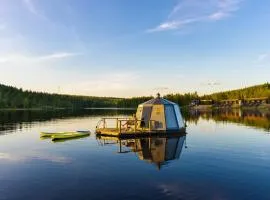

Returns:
0,109,270,200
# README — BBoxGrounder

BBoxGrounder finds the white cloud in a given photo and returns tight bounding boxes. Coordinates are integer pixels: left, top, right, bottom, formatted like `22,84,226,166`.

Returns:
148,0,242,32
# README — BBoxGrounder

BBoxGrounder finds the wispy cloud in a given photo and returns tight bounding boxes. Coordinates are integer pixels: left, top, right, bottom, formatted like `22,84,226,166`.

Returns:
23,0,39,15
148,0,243,32
258,53,270,62
0,152,71,163
0,52,81,64
201,81,222,86
0,24,6,30
22,0,47,19
39,52,82,60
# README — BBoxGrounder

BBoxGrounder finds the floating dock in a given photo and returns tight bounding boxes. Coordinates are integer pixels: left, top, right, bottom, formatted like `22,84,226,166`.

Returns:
95,94,187,138
95,118,186,138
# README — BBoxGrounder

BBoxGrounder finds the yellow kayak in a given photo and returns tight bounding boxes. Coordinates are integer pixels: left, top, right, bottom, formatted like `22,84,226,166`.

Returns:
51,132,90,141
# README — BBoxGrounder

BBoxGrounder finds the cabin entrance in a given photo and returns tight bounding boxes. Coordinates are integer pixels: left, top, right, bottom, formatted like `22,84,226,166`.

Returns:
141,106,152,127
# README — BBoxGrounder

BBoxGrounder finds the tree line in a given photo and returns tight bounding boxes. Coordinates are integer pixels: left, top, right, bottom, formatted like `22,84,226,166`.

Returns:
0,83,269,109
164,83,270,105
201,83,270,101
0,84,151,109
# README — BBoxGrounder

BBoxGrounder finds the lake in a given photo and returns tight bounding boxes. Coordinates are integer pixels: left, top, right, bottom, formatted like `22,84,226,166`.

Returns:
1,109,270,200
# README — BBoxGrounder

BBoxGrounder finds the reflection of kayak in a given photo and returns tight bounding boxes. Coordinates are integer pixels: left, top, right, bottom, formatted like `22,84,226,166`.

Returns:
40,130,90,137
51,132,90,141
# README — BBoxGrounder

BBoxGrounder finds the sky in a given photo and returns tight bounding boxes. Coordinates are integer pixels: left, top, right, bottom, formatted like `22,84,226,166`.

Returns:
0,0,269,97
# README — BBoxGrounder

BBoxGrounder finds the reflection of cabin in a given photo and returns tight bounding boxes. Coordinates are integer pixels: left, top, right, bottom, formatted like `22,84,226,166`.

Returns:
96,93,186,137
97,135,186,170
136,136,186,169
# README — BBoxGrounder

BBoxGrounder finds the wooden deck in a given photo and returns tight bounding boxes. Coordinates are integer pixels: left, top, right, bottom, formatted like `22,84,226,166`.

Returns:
95,117,186,138
95,127,186,138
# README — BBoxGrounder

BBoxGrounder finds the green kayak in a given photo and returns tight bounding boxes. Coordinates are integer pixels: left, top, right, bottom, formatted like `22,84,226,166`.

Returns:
51,132,90,141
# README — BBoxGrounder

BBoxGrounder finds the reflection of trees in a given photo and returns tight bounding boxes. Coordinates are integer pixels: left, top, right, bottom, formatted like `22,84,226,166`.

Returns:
186,109,270,132
97,135,186,170
0,109,134,133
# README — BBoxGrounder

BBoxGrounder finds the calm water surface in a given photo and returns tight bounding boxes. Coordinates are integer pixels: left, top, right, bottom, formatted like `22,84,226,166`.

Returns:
0,109,270,200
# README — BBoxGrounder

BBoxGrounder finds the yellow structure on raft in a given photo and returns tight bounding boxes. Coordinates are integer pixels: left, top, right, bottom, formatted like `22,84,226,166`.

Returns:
96,93,186,137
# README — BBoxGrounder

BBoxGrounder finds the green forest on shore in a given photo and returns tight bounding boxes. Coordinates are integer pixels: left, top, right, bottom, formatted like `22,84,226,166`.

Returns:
0,83,269,109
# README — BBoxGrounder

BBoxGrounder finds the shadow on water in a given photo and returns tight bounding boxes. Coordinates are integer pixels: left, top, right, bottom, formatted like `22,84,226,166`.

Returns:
185,108,270,132
97,134,187,170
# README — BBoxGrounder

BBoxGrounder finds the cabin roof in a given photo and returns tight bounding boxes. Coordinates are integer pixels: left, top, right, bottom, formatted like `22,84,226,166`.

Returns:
141,97,177,105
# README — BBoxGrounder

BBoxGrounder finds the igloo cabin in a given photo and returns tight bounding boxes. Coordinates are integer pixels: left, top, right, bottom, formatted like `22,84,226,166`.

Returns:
96,93,186,137
135,93,185,132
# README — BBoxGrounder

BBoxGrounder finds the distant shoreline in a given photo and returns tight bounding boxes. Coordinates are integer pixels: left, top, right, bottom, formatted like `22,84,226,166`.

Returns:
0,107,137,111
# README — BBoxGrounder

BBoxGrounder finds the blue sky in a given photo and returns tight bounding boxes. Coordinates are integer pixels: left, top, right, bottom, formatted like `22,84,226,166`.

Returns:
0,0,269,97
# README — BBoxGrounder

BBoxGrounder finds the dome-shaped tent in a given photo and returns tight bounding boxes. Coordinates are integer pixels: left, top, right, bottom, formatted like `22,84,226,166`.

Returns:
136,94,185,132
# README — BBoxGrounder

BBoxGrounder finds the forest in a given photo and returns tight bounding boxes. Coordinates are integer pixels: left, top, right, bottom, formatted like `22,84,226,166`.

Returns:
0,84,151,109
201,83,270,101
0,83,269,109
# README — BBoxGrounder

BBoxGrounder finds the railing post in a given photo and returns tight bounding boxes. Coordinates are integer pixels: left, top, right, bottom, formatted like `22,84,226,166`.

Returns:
116,118,118,129
148,121,151,132
103,118,105,129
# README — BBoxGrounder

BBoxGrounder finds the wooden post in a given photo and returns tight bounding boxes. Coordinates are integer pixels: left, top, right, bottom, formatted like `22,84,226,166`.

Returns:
134,119,137,132
119,120,121,134
116,118,118,129
103,118,105,129
148,121,151,132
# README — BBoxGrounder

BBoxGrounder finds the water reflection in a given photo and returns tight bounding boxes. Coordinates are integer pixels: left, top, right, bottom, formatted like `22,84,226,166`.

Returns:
97,135,187,170
187,109,270,132
1,108,270,134
0,109,134,133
